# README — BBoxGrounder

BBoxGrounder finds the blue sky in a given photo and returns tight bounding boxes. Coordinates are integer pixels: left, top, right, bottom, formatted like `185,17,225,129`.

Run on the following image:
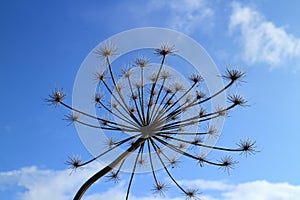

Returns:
1,0,300,199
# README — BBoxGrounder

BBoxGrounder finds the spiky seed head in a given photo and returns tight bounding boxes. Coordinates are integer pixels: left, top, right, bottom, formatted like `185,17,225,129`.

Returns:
196,90,206,100
197,153,206,167
122,67,132,78
94,93,104,104
166,87,173,94
155,44,175,56
135,57,150,68
228,94,247,106
160,70,172,80
207,126,218,136
199,107,206,117
95,41,117,58
64,113,80,125
215,105,227,117
189,73,203,84
106,171,120,183
135,82,142,89
116,83,125,92
185,188,200,200
152,182,169,196
185,95,192,103
223,68,245,82
95,71,106,81
169,157,180,168
238,139,257,156
65,156,82,170
45,90,66,105
219,155,238,173
192,136,203,145
174,82,184,92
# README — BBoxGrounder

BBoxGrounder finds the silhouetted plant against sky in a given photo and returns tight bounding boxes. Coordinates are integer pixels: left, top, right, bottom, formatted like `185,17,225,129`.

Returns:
46,42,256,200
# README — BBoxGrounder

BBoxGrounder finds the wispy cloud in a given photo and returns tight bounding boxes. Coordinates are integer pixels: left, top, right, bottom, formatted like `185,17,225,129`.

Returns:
1,166,300,200
229,2,300,69
146,0,214,33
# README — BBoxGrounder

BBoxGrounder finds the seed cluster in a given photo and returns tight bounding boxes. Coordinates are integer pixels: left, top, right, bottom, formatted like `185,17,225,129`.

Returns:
46,43,256,200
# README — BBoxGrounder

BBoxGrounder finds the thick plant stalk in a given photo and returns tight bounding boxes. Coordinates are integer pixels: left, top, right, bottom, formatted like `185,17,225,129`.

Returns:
73,137,145,200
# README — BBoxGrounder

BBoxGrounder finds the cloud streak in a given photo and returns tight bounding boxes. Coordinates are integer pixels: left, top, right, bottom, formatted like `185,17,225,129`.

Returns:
1,166,300,200
229,2,300,69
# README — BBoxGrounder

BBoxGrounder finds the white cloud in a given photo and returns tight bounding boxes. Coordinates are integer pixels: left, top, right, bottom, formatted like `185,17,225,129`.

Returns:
0,165,99,200
222,180,300,200
229,2,300,68
1,166,300,200
179,179,234,191
146,0,214,33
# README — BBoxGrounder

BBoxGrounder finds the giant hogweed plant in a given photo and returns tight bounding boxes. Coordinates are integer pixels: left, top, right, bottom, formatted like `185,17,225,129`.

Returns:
46,43,256,200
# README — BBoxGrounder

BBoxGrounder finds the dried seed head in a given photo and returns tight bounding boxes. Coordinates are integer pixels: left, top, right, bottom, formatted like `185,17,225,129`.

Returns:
95,41,117,58
116,83,124,92
189,73,203,84
94,93,104,104
219,155,238,174
165,87,173,94
223,68,245,82
152,182,169,196
95,71,106,81
149,73,158,82
135,56,150,68
106,171,120,183
207,126,218,136
238,139,257,156
196,90,206,100
122,67,133,78
155,44,175,56
169,157,180,168
215,105,228,117
64,113,80,125
160,70,172,80
185,95,192,103
135,82,142,89
192,136,203,145
173,82,184,92
45,90,66,105
185,188,200,200
228,94,247,106
199,107,206,117
65,156,82,171
197,153,206,167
